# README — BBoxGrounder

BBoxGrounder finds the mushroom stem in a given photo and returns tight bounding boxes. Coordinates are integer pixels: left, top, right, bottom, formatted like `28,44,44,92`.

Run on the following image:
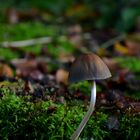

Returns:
71,80,96,140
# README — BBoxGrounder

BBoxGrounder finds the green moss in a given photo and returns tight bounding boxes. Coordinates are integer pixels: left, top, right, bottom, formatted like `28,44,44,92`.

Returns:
47,39,75,58
69,81,92,95
116,115,140,140
115,56,140,72
0,89,139,139
0,47,20,60
69,81,101,95
125,91,140,100
0,22,57,41
23,44,43,55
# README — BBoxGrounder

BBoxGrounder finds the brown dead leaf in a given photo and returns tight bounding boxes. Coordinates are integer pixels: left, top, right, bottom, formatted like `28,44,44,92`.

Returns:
0,63,13,77
55,69,69,85
107,90,129,110
12,59,44,80
12,59,38,69
118,69,130,83
38,61,48,74
103,57,121,71
58,53,75,63
7,8,19,24
129,102,140,114
126,40,140,55
73,91,89,101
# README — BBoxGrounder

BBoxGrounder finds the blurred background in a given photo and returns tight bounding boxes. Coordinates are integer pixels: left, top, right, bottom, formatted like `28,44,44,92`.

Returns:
0,0,140,31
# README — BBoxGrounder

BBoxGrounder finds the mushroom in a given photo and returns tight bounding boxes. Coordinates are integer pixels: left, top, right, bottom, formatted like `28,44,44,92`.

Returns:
69,53,111,140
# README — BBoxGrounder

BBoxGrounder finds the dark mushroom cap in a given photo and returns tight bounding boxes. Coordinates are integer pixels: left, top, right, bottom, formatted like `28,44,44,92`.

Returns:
69,53,111,83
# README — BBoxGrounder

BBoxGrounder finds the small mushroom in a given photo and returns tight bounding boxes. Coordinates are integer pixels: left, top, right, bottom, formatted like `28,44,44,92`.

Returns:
69,53,111,140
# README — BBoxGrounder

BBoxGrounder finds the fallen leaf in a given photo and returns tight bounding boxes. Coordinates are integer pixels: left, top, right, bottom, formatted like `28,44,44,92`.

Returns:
55,69,69,85
126,40,140,56
129,102,140,114
7,8,19,24
0,63,13,77
12,59,38,69
103,57,121,71
114,42,129,55
12,59,45,81
58,53,75,63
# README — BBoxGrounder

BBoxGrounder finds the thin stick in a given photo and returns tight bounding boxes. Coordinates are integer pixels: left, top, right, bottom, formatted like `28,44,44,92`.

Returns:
101,34,125,49
0,37,52,47
71,80,96,140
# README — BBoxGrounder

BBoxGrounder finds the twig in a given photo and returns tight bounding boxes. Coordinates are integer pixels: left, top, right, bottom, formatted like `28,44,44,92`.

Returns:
0,37,52,47
75,34,126,54
100,34,126,49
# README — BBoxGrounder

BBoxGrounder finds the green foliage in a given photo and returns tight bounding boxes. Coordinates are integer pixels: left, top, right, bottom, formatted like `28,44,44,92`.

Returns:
0,22,57,41
115,56,140,99
0,0,31,9
0,22,74,60
0,21,77,61
23,44,44,55
126,91,140,100
0,48,20,60
0,0,75,14
0,45,44,60
30,0,75,15
115,56,140,72
0,0,140,31
47,38,75,58
117,7,140,31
